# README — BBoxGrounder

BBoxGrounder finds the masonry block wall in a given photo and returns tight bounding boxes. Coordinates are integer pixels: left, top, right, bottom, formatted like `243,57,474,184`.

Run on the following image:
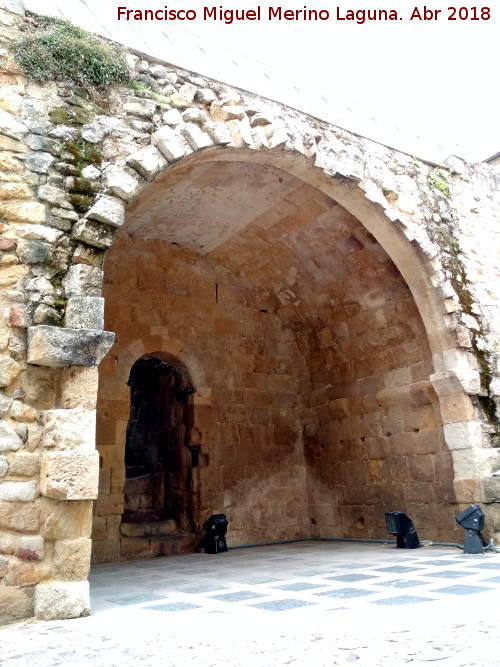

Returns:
0,1,499,625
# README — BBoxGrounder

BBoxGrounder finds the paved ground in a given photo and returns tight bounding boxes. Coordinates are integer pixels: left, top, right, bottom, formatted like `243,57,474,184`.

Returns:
2,540,500,665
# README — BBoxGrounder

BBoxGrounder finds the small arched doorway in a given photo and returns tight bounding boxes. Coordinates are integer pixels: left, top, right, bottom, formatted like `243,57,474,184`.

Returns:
120,353,196,550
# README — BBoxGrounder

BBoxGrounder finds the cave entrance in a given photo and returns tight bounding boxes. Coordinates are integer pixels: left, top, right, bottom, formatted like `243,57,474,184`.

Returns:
120,354,196,550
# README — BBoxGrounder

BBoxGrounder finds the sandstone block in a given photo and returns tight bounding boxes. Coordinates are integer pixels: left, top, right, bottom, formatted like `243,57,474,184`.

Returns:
53,537,92,581
5,561,51,587
439,392,476,424
329,397,350,419
41,409,96,451
35,580,90,620
152,125,187,162
62,264,103,297
61,366,99,409
181,123,213,151
452,448,500,479
65,296,104,330
0,480,37,502
40,498,93,539
0,182,33,199
443,421,483,450
9,452,40,476
102,164,143,203
27,325,114,367
0,501,40,532
18,535,44,560
71,218,115,249
2,200,46,224
0,585,34,626
10,400,39,422
40,450,99,500
0,356,20,387
86,195,125,228
210,102,245,122
126,145,167,180
0,420,22,452
0,108,28,141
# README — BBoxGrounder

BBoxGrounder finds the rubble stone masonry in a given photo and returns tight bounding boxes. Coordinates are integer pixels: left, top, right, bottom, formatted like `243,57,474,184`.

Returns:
0,1,499,624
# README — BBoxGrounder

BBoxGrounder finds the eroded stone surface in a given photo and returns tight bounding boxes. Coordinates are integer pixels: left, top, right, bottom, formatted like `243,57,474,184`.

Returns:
34,580,90,620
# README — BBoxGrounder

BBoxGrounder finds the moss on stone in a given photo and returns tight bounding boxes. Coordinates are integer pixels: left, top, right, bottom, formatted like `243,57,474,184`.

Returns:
48,107,71,125
70,177,94,196
69,193,94,213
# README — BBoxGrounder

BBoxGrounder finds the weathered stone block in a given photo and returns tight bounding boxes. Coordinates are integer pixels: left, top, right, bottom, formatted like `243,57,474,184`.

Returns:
206,121,232,145
62,264,103,297
25,151,56,173
71,218,115,250
61,366,99,409
65,297,104,330
9,452,40,476
27,326,114,367
10,400,40,422
0,420,22,452
102,164,143,203
0,480,37,502
181,123,213,151
0,585,34,626
40,498,93,539
0,356,20,387
18,535,44,561
328,398,350,419
152,125,187,162
40,450,99,500
443,421,483,450
0,455,7,476
0,501,40,532
38,184,70,208
123,99,156,117
52,538,92,580
86,195,125,228
0,108,28,141
127,145,167,180
452,448,500,479
439,392,476,424
34,581,90,620
17,240,51,264
41,409,96,451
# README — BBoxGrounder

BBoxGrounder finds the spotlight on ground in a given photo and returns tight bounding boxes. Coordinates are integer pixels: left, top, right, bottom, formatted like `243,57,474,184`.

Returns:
203,514,228,554
385,511,420,548
455,504,485,554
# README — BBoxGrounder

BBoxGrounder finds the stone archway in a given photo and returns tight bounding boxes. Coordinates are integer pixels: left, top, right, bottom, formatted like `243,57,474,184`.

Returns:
92,146,471,560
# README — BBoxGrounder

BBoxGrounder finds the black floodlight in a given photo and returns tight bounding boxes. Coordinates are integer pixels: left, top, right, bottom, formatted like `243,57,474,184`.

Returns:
203,514,228,554
455,504,485,554
385,511,420,549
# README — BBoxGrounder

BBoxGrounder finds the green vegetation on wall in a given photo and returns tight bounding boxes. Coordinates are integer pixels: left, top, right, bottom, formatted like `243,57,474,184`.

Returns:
14,14,129,88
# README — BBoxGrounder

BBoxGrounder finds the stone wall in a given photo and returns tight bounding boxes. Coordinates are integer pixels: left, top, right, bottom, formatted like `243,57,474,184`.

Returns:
0,2,500,624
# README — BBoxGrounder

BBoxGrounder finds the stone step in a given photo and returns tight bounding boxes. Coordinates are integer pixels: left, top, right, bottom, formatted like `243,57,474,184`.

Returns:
120,532,198,559
120,519,178,538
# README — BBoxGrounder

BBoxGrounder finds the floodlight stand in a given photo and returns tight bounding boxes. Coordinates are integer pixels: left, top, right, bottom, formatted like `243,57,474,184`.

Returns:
463,530,483,554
